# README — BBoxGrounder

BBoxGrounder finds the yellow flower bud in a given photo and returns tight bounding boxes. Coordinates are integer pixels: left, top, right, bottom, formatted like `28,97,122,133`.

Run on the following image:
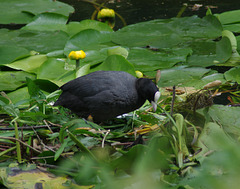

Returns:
135,71,143,78
97,9,115,19
68,50,86,60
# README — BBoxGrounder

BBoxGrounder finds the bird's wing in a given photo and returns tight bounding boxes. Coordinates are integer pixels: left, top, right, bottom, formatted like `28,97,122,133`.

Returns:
60,75,112,99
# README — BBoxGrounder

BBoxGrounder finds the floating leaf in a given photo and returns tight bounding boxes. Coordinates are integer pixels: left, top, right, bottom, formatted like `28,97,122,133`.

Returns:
112,15,222,48
107,46,129,59
157,67,210,88
37,58,75,86
195,121,235,163
0,0,74,24
6,55,47,74
0,71,35,91
187,37,232,67
207,105,240,136
224,66,240,83
127,47,192,71
0,165,85,188
92,55,136,76
217,9,240,25
15,30,69,54
6,87,30,104
0,46,29,65
65,20,113,36
64,29,112,54
22,13,68,31
76,64,91,78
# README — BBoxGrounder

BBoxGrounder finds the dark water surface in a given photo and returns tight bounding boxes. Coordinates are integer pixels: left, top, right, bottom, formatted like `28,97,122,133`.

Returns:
60,0,240,28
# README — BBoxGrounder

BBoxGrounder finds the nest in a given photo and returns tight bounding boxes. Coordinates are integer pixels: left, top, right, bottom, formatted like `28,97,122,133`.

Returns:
182,90,213,111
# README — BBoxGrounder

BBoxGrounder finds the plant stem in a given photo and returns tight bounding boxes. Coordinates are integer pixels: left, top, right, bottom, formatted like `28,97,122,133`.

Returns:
76,59,80,69
176,3,188,18
14,121,22,163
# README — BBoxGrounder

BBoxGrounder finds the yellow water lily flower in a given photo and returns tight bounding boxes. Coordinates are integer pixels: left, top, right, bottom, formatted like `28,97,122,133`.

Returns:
135,71,143,78
68,50,86,60
97,8,115,19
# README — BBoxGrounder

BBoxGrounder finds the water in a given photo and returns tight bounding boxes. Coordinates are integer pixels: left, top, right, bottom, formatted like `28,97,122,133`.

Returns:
60,0,240,28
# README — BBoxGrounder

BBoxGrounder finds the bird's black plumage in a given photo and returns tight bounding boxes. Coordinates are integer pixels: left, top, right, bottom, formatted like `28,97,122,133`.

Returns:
54,71,159,121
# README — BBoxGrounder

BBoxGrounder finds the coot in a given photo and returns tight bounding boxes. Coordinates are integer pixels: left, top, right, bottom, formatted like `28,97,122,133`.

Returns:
54,71,160,121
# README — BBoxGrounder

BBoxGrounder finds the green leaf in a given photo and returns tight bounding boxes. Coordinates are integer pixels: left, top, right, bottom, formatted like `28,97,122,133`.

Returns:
22,13,68,31
46,50,65,58
187,37,232,67
217,9,240,25
65,20,113,36
64,29,112,54
93,55,136,76
0,0,74,24
224,66,240,84
54,138,70,161
207,105,240,136
222,30,237,50
107,46,129,58
111,19,175,48
15,30,69,54
67,130,97,161
26,77,43,99
195,122,234,163
6,87,30,104
0,71,35,91
127,47,191,71
112,15,222,48
76,64,90,78
5,55,47,74
0,46,29,65
157,67,211,88
37,58,75,86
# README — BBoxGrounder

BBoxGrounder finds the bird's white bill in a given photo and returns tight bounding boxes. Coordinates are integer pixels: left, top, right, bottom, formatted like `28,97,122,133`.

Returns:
151,101,157,112
154,91,161,102
151,91,161,112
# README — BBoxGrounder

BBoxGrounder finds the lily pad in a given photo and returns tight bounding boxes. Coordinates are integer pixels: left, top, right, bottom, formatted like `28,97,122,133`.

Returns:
111,15,222,48
22,13,68,31
0,46,29,65
157,67,211,88
127,47,192,71
207,105,240,136
37,58,75,86
195,121,235,162
7,87,30,104
0,71,35,91
92,55,136,76
65,20,113,37
217,9,240,25
224,66,240,83
0,0,74,24
64,29,113,66
187,37,232,67
15,30,69,54
5,55,47,74
64,29,112,54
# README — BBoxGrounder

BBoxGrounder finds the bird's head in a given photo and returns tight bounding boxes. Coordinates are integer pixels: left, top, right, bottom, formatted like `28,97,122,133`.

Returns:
136,78,160,111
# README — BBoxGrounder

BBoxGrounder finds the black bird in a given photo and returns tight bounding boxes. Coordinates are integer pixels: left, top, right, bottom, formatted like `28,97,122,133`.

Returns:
54,71,160,122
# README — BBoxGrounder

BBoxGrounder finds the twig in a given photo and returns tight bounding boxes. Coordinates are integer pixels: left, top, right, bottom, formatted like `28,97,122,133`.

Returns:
43,120,53,134
170,85,176,117
0,125,59,130
31,126,56,153
37,163,59,169
0,136,41,153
